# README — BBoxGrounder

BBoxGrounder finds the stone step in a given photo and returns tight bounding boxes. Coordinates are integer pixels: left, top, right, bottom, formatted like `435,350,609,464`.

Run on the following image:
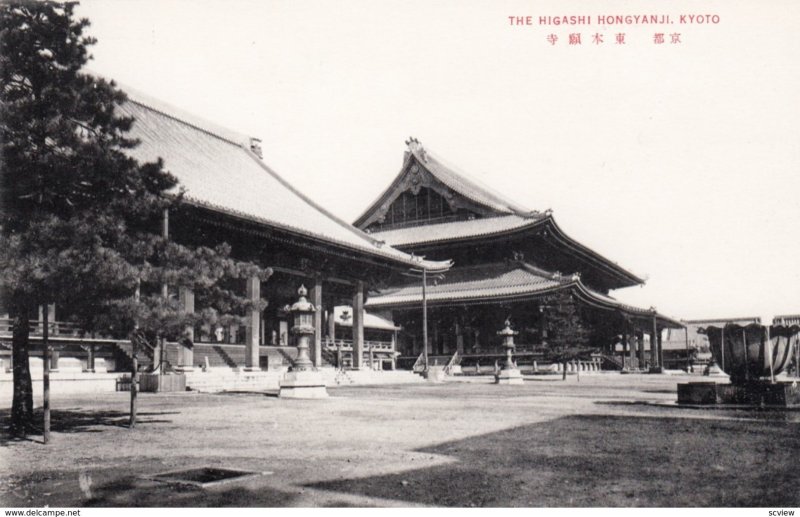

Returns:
184,367,425,392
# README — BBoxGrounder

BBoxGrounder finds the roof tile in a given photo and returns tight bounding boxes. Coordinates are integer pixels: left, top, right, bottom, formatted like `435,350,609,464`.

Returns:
118,97,448,270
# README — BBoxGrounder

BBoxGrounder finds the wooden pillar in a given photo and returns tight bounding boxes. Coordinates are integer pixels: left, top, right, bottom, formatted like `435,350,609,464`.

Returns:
87,345,96,373
538,306,547,346
311,279,323,367
621,327,629,368
178,287,195,371
50,348,60,371
455,322,464,355
352,281,364,369
657,328,664,370
327,304,336,345
627,324,635,368
649,323,658,366
637,329,645,366
244,276,261,371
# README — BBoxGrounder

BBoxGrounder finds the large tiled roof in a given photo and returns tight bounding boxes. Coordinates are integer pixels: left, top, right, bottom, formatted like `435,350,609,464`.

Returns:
370,214,541,247
370,213,644,287
366,261,682,327
117,91,449,271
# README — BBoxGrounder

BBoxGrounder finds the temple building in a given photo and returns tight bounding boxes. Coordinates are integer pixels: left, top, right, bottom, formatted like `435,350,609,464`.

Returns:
1,91,450,384
355,139,683,371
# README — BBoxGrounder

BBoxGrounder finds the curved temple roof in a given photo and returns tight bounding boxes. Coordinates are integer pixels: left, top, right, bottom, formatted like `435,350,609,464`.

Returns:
116,88,450,272
365,261,682,328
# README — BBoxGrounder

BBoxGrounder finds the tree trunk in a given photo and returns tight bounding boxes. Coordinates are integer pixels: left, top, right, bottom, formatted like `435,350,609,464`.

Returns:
562,360,567,381
42,303,51,444
129,332,138,429
10,306,35,436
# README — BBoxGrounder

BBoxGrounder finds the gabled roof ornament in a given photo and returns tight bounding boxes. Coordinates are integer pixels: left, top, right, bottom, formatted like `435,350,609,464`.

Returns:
405,136,428,163
249,137,263,159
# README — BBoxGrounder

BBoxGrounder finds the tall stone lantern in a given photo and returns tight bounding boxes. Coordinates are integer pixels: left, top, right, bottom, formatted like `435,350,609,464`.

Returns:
278,285,328,398
495,319,524,385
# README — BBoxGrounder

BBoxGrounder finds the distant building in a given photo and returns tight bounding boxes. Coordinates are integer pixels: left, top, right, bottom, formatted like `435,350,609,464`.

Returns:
774,314,800,326
661,317,762,369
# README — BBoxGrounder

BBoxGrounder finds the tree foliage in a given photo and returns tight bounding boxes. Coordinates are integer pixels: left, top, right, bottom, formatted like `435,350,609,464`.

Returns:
544,289,592,364
0,1,268,436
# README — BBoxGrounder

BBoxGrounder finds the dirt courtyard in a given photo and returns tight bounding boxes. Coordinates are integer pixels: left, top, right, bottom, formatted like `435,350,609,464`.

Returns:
1,373,798,507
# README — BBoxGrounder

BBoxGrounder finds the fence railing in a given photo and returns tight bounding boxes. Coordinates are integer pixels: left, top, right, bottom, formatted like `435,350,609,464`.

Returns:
323,339,394,353
0,318,88,338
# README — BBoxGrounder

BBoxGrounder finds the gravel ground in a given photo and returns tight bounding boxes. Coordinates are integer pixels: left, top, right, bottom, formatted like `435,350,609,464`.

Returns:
1,372,798,507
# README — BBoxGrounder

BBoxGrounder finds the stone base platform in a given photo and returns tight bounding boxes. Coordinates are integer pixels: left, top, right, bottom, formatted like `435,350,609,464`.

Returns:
0,371,122,398
495,368,524,385
677,381,800,407
279,369,328,399
140,373,186,393
423,366,446,383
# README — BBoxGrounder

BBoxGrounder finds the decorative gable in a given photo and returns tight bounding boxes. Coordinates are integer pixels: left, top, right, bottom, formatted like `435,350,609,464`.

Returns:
355,138,532,232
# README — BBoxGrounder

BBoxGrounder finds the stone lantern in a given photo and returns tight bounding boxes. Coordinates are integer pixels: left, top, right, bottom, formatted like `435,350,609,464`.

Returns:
288,285,315,370
278,285,328,398
495,319,524,385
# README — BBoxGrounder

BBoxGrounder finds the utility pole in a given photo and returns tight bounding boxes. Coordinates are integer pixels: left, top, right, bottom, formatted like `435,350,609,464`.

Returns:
422,267,428,371
406,258,451,373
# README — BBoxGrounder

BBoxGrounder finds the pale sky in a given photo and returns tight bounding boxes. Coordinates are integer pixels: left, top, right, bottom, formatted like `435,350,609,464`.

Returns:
75,0,800,322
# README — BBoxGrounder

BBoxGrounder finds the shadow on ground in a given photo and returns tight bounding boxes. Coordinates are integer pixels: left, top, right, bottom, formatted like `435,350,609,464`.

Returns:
0,408,177,445
0,466,296,507
85,476,296,507
307,414,800,507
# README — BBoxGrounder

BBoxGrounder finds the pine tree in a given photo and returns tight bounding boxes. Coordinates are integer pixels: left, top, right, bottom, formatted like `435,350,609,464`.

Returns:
0,1,268,436
544,290,592,380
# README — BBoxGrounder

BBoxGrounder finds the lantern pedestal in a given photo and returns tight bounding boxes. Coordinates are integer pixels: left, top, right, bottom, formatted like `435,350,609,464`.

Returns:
495,367,524,385
677,381,800,407
423,366,446,383
279,369,328,399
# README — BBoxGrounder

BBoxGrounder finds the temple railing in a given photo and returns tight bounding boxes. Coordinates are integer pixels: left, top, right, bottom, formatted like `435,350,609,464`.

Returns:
0,318,87,338
323,339,394,353
444,351,461,375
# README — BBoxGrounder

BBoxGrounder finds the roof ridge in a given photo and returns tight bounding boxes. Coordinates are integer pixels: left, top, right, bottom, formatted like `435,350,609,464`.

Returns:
95,73,253,147
409,142,533,216
127,98,246,148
